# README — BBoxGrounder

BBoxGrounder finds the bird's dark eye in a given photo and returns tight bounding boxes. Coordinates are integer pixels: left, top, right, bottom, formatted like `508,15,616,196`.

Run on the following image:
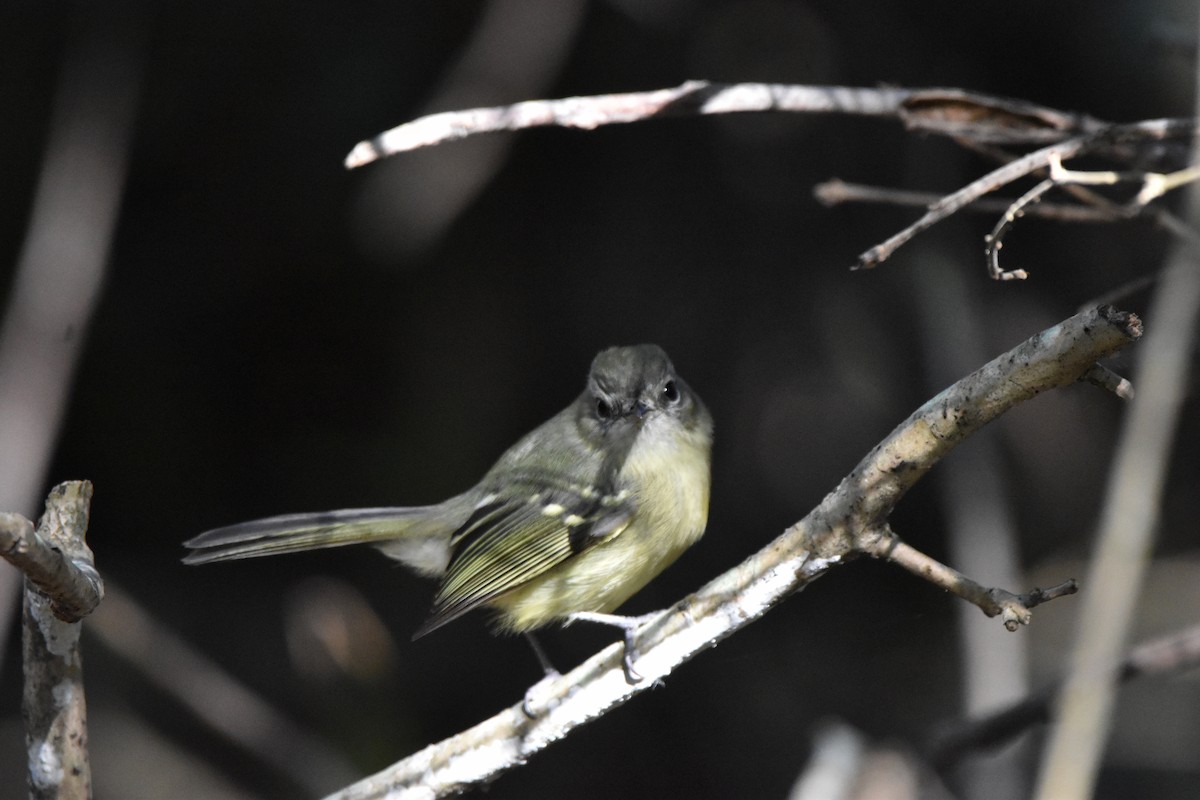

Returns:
595,398,614,420
662,380,680,404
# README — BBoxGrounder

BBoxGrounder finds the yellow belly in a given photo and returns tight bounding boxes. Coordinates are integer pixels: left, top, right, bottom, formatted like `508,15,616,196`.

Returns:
489,418,711,632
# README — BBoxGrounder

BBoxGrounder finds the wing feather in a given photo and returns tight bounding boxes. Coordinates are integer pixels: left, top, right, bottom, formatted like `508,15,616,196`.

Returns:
412,480,634,637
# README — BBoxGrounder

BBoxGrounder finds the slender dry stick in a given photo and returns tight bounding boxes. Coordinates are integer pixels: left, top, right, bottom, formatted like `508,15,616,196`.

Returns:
985,156,1200,280
324,305,1139,800
854,119,1196,271
346,83,913,167
10,481,101,800
1033,145,1200,800
814,179,1131,224
343,82,1114,169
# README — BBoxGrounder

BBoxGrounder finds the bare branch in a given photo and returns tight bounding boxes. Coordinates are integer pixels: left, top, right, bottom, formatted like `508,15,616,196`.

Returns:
1080,364,1135,399
1133,164,1200,205
984,155,1200,279
854,118,1197,272
323,305,1140,800
19,481,99,800
814,179,1132,224
865,533,1077,631
1,482,103,623
983,177,1054,280
344,82,1120,169
342,80,1198,290
341,81,1197,285
1035,157,1200,800
345,82,924,167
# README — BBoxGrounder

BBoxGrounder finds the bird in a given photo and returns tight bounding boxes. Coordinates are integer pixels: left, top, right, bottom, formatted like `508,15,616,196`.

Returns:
184,344,713,682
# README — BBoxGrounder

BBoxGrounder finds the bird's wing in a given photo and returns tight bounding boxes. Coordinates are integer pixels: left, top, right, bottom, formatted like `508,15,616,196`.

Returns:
412,478,635,637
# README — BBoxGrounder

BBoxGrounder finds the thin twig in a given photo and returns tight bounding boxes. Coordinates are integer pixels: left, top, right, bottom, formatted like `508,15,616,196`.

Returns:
983,177,1054,280
1080,364,1135,399
863,532,1077,631
985,155,1200,279
854,119,1197,272
345,82,918,167
1034,156,1200,800
814,179,1132,224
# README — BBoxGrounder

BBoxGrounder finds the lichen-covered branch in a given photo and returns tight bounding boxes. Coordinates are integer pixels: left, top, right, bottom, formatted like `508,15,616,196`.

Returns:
13,481,101,800
324,305,1140,800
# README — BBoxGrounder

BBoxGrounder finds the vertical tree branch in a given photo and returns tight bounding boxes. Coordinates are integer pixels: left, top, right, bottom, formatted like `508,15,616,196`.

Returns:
1034,18,1200,795
1033,227,1200,799
12,481,100,800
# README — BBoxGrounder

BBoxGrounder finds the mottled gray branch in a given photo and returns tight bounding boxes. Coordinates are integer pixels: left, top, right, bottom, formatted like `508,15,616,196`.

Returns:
1,482,103,623
16,481,100,800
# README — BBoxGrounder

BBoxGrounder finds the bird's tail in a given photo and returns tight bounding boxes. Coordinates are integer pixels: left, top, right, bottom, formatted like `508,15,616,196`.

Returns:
183,506,454,576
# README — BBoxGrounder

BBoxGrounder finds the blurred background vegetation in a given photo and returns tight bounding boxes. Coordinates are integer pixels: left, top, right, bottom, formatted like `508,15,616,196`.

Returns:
2,1,1198,798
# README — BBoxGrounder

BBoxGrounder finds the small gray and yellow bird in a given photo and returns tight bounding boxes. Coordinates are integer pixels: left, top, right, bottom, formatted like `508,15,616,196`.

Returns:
184,344,712,681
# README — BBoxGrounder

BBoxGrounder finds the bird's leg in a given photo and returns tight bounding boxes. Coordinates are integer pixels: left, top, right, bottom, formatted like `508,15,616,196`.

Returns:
524,632,559,677
567,611,660,684
522,632,560,718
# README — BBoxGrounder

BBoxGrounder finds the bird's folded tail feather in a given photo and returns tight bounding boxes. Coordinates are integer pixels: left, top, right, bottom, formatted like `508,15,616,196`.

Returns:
182,507,446,569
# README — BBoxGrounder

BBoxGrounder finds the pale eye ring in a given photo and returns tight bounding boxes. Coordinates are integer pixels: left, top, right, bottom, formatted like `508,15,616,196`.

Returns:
662,380,680,404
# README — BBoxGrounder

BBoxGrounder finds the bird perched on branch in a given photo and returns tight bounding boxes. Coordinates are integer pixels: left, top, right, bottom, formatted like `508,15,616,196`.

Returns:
184,344,713,682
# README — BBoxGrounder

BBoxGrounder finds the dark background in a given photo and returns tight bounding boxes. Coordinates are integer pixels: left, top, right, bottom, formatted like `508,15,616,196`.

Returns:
3,1,1199,798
